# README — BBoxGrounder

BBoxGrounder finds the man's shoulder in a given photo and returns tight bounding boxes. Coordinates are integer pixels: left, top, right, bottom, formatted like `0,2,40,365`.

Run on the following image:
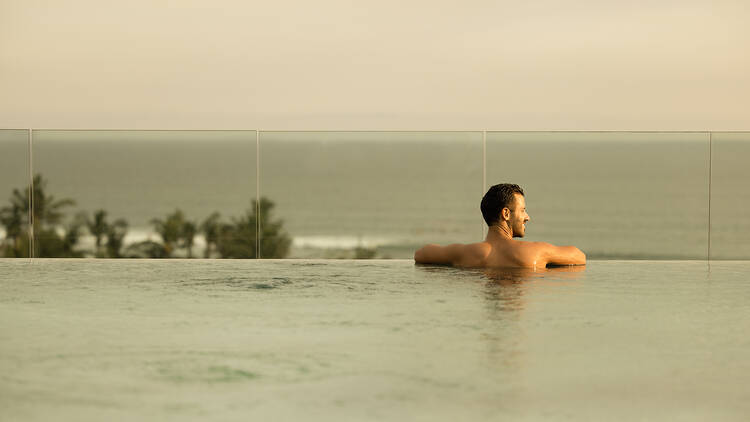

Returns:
497,240,549,265
464,241,492,255
509,240,553,251
454,242,492,267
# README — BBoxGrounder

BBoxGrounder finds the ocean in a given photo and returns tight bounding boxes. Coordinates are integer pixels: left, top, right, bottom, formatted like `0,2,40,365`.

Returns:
0,130,748,259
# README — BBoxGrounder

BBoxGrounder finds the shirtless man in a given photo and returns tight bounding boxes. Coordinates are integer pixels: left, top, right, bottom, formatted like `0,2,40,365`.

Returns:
414,183,586,268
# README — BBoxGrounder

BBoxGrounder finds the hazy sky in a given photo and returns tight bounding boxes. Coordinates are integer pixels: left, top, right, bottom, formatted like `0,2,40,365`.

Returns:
1,0,748,130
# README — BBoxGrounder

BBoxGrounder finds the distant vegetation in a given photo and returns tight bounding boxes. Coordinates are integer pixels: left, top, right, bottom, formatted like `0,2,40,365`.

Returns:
0,174,290,258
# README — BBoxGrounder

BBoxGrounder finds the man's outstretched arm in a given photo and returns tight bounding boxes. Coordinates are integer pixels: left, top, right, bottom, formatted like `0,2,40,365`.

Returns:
414,244,459,265
539,243,586,266
414,243,489,267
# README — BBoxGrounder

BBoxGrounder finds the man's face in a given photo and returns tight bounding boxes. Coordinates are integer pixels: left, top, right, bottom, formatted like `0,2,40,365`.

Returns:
508,194,530,238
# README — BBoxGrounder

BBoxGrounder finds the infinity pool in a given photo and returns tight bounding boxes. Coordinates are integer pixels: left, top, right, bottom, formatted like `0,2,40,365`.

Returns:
1,259,748,421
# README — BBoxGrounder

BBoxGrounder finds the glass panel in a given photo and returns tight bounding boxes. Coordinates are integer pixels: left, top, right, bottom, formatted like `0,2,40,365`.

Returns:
32,130,256,258
0,130,30,258
486,132,709,259
259,131,483,258
710,132,750,259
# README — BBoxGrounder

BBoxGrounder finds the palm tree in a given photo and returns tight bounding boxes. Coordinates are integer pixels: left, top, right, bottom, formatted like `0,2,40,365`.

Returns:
0,200,26,257
106,218,128,258
257,197,291,259
29,174,75,231
216,197,290,259
199,212,221,258
1,174,76,257
180,220,197,258
86,209,109,256
216,216,254,259
1,187,30,257
60,212,87,257
150,209,185,257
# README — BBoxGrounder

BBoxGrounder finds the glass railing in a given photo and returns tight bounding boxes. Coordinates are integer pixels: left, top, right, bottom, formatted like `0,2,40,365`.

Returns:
259,131,483,258
710,132,750,260
13,130,257,259
0,130,31,258
486,132,710,259
0,130,746,259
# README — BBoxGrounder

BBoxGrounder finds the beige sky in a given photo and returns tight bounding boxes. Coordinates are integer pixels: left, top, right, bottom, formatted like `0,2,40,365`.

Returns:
1,0,748,130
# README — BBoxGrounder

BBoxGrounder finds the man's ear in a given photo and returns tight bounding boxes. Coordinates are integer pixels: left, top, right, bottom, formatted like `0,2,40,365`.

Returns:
501,207,511,221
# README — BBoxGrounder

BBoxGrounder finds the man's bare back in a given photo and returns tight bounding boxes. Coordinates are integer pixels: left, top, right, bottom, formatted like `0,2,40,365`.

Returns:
414,232,586,268
414,185,586,269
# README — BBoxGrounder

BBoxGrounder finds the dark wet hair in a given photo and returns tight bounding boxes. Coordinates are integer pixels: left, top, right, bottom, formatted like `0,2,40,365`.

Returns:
481,183,525,226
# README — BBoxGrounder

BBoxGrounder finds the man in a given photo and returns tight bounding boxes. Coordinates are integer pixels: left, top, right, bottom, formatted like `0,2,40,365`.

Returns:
414,183,586,268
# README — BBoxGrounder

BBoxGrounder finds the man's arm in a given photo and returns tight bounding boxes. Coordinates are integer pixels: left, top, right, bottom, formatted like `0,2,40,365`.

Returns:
539,243,586,266
414,244,461,266
414,243,489,267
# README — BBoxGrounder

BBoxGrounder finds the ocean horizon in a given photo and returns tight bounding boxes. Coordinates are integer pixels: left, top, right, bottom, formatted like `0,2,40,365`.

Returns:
1,130,748,259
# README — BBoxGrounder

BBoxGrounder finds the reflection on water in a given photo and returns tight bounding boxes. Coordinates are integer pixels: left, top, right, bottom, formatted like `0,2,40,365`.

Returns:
483,264,586,282
416,264,585,281
481,268,531,314
477,266,586,375
415,264,586,314
479,265,585,319
415,264,587,382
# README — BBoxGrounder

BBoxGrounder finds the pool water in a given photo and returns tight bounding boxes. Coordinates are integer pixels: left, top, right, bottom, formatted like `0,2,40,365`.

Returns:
1,259,749,421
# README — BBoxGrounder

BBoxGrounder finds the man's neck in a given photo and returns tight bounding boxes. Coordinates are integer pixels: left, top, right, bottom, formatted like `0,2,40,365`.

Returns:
486,224,513,241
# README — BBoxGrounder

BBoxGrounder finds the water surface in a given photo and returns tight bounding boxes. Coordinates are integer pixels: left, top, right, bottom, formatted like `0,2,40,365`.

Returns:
1,259,748,420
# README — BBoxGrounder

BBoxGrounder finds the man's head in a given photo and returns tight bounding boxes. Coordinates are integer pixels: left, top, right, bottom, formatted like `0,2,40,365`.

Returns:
480,183,530,237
